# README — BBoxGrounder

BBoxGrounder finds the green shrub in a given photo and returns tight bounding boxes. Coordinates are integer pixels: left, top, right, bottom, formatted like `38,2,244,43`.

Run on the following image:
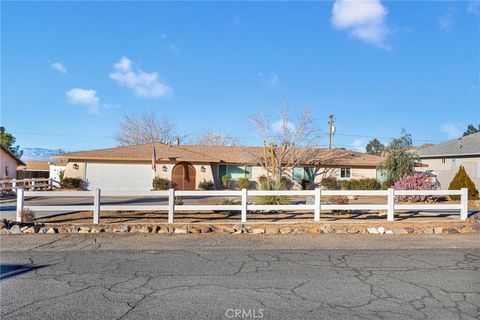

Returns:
301,179,315,190
449,166,478,200
321,177,337,190
236,177,250,189
221,174,232,189
152,177,169,190
258,175,268,186
380,181,392,190
60,177,83,189
198,180,215,190
339,178,378,190
256,178,291,205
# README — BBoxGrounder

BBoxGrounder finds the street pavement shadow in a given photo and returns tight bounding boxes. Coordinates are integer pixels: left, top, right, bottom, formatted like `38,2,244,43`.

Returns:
0,264,47,280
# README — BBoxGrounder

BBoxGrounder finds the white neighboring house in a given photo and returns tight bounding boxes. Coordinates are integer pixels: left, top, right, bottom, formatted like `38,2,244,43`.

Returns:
416,133,480,189
49,160,67,187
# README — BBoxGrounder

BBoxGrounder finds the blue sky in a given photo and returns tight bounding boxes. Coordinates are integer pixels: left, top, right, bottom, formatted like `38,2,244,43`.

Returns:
1,0,479,152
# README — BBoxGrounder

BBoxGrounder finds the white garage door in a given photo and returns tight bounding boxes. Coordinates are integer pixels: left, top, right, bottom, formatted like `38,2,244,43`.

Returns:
85,163,153,192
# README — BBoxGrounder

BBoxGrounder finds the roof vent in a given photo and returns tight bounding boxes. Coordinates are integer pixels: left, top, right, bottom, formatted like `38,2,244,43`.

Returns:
457,137,463,149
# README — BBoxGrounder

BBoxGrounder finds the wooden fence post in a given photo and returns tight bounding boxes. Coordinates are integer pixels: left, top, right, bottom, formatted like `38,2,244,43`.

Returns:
93,189,100,224
387,188,395,222
241,188,248,223
16,188,24,222
460,188,468,221
168,188,175,224
314,188,321,222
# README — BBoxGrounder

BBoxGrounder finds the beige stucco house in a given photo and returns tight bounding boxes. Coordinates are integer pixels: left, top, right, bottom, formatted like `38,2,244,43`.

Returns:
416,133,480,188
54,143,384,191
0,145,25,180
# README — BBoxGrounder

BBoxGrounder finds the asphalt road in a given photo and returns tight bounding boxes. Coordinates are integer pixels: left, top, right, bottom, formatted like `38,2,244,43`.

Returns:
1,234,479,320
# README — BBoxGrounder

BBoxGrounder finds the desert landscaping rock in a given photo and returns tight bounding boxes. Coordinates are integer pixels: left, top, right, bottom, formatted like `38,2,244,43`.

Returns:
385,230,394,235
46,227,57,234
138,226,152,233
424,227,434,235
334,227,348,234
434,227,444,234
252,228,265,234
320,224,333,233
150,225,159,233
0,228,9,234
57,226,69,233
173,227,188,234
266,227,280,235
279,227,293,234
69,226,80,233
307,227,319,234
0,221,7,230
90,227,103,233
392,228,409,235
199,226,213,233
367,228,379,234
444,228,460,234
377,227,386,234
113,225,130,233
23,226,40,234
222,227,235,234
460,225,473,233
8,225,22,234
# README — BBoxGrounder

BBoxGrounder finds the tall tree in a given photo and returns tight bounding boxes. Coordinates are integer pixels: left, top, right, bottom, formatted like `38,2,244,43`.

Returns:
0,126,23,157
463,124,479,136
115,111,184,146
249,104,344,182
377,129,417,186
195,130,239,146
365,138,385,155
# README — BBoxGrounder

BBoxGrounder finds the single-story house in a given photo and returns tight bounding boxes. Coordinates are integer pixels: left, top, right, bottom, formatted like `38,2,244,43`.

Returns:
17,161,50,179
416,133,480,188
53,143,384,191
0,145,25,180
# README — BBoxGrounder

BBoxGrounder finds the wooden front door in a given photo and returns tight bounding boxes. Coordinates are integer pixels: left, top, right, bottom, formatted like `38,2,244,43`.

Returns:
171,162,196,190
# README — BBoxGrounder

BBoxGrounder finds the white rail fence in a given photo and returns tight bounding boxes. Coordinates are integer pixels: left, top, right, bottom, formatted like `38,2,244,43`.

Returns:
16,188,469,224
1,178,55,193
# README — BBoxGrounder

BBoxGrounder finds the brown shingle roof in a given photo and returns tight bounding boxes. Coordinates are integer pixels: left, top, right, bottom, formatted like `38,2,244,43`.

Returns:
1,145,26,166
53,143,384,167
18,161,50,171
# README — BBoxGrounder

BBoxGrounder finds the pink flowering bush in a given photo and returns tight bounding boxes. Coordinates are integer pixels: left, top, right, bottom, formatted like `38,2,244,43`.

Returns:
393,172,438,202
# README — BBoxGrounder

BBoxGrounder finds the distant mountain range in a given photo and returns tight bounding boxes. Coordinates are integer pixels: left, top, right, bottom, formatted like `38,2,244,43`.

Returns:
20,147,70,162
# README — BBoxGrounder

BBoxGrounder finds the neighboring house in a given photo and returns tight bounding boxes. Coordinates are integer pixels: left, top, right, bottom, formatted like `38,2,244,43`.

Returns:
17,161,50,179
53,143,384,191
49,160,67,187
0,145,25,180
416,133,480,188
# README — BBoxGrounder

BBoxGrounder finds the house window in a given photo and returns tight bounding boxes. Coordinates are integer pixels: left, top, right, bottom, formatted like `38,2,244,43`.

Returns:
451,159,456,171
219,164,252,179
292,167,315,182
340,167,351,178
5,166,9,177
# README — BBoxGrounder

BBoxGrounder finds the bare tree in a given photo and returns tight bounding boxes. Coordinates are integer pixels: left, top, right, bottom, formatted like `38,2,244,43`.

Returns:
115,111,184,146
195,130,240,146
249,103,345,181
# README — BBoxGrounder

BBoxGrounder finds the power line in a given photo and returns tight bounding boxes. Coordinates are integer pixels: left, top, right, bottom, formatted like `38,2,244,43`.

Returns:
12,130,443,143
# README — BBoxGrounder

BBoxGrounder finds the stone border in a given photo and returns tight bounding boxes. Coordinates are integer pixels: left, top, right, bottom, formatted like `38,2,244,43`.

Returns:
0,218,476,235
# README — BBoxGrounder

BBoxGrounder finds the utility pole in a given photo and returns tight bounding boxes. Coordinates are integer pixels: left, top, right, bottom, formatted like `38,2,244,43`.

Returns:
328,114,334,149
